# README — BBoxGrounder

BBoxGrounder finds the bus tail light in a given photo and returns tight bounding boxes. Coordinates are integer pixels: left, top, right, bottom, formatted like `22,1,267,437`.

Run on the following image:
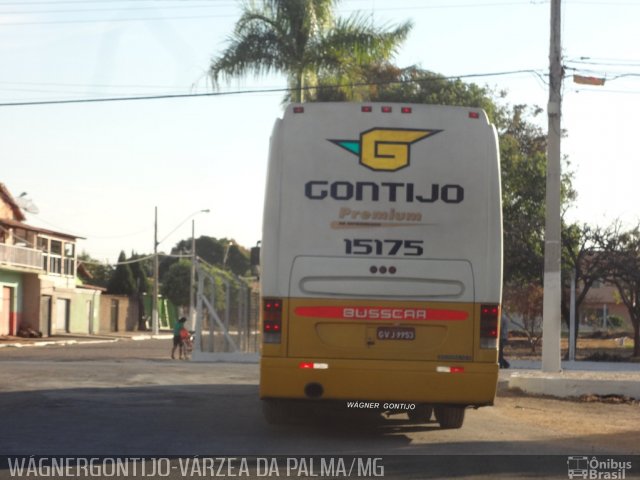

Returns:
263,298,282,344
299,362,329,370
480,304,499,349
437,366,465,374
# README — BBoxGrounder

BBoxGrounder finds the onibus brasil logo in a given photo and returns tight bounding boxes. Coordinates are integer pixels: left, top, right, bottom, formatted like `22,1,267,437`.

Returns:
330,128,441,172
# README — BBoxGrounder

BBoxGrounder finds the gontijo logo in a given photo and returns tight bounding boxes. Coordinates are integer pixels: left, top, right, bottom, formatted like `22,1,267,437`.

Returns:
330,128,441,172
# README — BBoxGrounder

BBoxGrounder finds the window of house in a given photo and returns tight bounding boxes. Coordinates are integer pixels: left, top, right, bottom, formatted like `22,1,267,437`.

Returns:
63,242,75,276
13,228,28,246
48,240,63,275
49,256,62,275
38,237,49,271
37,237,49,252
50,240,62,255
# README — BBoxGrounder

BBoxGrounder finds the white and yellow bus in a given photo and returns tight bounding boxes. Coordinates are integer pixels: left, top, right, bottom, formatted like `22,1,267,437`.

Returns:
259,102,503,428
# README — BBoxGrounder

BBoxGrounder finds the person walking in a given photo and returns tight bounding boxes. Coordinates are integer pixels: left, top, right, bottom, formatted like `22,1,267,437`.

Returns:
171,317,187,360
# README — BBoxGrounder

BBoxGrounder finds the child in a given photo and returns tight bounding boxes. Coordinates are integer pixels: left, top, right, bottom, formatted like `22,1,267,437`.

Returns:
171,317,188,360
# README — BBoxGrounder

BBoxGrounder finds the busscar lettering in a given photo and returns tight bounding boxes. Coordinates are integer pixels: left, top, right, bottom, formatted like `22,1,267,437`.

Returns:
305,181,464,203
343,307,427,320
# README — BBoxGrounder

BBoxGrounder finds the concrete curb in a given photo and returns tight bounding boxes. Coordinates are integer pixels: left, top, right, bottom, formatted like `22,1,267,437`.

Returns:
0,339,119,348
503,360,640,399
508,370,640,399
192,352,259,363
0,333,173,349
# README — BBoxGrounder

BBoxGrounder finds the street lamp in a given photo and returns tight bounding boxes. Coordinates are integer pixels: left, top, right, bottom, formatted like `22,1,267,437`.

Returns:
223,240,235,270
152,208,210,335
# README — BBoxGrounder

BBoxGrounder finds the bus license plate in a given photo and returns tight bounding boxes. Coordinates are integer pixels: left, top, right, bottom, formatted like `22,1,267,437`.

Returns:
377,327,415,341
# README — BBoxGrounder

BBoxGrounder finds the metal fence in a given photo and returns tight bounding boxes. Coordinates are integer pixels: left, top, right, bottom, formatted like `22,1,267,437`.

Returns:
194,261,260,356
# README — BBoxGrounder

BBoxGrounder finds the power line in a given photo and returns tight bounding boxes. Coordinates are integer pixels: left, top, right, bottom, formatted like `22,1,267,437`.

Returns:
565,0,640,5
571,87,640,95
567,59,640,68
81,253,155,266
0,12,238,26
0,86,282,106
0,3,237,16
0,80,197,90
81,252,193,267
0,69,543,107
0,1,545,26
0,0,637,25
565,64,640,84
0,0,223,5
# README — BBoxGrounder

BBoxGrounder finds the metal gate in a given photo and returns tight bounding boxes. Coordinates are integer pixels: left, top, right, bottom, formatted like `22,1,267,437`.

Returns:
192,260,259,361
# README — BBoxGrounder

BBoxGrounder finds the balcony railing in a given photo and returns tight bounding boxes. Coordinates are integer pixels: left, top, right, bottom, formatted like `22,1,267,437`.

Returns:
0,243,44,271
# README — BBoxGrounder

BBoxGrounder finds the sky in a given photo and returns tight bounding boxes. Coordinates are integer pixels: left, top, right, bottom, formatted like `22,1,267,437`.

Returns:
1,0,639,263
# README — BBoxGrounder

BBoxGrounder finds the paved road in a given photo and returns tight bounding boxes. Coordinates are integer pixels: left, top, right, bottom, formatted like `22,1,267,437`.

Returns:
1,339,638,479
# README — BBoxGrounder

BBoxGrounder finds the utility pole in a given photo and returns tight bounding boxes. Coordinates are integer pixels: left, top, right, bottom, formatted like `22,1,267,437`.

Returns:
152,206,159,335
189,219,196,329
151,208,208,335
542,0,563,372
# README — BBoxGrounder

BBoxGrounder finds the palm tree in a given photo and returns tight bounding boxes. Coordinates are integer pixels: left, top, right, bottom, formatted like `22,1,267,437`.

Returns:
209,0,412,102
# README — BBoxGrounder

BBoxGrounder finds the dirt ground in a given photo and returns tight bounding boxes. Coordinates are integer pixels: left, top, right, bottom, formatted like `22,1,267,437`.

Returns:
505,335,638,362
495,384,640,454
498,335,640,454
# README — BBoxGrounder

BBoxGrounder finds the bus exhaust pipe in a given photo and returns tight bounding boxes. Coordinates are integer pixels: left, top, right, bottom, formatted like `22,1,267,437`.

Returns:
304,383,324,399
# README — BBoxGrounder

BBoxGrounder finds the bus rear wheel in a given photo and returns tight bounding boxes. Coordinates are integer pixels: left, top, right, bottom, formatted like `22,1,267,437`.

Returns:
407,404,433,423
434,405,466,429
262,399,288,425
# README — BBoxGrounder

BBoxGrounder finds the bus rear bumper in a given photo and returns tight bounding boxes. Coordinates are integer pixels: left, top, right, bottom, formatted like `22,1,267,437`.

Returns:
260,357,498,406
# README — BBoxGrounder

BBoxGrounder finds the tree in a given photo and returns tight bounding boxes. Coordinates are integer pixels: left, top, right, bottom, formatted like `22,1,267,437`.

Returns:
560,223,610,356
600,225,640,357
220,239,251,276
107,251,136,295
161,261,192,308
77,252,113,288
503,283,543,353
128,252,150,294
129,252,151,330
209,0,412,102
163,236,251,278
315,65,501,116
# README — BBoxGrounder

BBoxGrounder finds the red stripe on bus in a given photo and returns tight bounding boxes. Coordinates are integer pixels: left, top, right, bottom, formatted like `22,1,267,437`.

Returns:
294,306,468,321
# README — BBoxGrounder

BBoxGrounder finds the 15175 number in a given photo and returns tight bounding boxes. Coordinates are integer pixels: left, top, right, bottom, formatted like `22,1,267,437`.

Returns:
344,239,424,256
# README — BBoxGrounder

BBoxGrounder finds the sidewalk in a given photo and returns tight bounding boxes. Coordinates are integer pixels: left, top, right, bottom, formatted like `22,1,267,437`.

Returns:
500,359,640,400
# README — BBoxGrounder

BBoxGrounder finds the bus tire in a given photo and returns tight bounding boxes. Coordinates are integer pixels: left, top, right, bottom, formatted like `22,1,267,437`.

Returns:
262,399,287,425
434,406,466,429
407,404,433,423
